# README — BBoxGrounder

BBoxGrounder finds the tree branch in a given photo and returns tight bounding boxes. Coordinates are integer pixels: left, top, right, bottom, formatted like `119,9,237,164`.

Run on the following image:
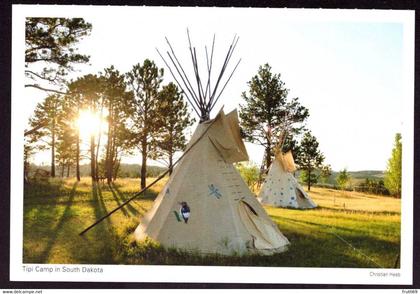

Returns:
24,121,49,137
24,84,68,95
25,70,59,83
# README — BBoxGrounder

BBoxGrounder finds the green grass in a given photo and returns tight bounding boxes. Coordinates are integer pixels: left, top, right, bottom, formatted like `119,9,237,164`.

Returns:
23,178,400,268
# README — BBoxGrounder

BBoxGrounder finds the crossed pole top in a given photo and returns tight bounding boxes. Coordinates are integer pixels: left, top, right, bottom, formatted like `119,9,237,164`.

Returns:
157,29,241,123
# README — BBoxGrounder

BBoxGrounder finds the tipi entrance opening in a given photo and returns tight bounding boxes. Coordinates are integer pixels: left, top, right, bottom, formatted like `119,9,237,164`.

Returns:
295,187,314,208
241,200,258,216
238,201,286,251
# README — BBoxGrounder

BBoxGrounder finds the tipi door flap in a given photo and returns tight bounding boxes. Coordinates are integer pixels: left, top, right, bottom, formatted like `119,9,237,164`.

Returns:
238,201,284,250
296,187,309,200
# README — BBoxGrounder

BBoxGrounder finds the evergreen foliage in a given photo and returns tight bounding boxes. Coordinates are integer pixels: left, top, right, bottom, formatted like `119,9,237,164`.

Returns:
296,131,324,191
239,63,309,173
153,83,195,174
25,17,92,91
126,59,164,189
27,94,63,177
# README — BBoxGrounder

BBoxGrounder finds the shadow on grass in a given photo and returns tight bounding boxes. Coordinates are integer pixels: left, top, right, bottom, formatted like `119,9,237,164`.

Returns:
108,184,129,217
38,181,78,263
80,181,116,264
109,183,141,216
111,181,159,201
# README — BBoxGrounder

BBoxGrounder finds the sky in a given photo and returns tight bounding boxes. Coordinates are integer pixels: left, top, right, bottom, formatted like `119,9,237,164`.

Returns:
20,6,411,171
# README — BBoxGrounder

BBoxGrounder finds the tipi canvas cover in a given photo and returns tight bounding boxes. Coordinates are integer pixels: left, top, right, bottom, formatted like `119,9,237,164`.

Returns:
134,110,290,255
258,151,317,209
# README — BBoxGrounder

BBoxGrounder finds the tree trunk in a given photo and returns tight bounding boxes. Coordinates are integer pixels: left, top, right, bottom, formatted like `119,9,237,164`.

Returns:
265,145,272,173
308,169,311,191
90,134,96,181
105,118,112,184
95,132,101,180
140,139,147,189
61,164,64,178
168,137,173,176
24,161,29,184
264,120,273,174
67,163,70,177
51,121,56,177
110,134,118,182
95,102,105,180
113,157,120,181
76,131,80,181
75,105,81,181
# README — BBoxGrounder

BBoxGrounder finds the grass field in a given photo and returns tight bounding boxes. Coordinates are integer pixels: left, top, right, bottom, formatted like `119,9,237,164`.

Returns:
23,177,400,268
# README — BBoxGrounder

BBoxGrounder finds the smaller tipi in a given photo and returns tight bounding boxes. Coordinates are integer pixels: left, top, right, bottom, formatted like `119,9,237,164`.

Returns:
258,150,317,209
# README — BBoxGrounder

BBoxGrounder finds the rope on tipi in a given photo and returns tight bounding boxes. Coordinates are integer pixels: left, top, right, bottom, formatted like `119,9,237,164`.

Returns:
79,117,218,236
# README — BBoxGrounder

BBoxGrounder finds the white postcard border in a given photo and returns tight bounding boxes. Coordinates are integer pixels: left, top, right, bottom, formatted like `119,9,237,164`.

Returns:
10,5,415,285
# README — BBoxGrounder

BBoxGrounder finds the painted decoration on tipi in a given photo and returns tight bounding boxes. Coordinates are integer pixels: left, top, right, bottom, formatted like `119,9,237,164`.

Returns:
179,201,191,223
258,150,317,209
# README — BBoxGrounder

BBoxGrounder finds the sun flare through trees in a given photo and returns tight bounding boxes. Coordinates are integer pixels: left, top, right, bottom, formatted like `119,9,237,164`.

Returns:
76,109,108,142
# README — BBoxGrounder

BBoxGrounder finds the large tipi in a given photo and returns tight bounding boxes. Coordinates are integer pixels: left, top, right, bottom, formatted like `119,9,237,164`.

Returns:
134,32,289,255
258,150,317,209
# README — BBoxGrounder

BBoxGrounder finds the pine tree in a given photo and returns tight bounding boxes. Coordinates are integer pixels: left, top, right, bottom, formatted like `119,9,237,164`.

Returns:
299,170,318,188
55,108,78,178
384,133,402,197
126,59,164,189
296,131,325,191
154,83,195,175
239,63,309,173
101,66,136,183
28,94,63,177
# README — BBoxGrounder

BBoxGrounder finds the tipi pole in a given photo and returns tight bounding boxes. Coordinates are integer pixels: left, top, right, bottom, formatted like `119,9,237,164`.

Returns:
203,34,215,99
162,39,201,106
209,58,241,112
79,169,170,236
79,117,218,236
156,49,200,117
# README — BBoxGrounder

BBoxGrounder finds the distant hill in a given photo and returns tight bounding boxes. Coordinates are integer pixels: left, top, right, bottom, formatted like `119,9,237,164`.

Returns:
294,169,384,186
343,170,385,179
